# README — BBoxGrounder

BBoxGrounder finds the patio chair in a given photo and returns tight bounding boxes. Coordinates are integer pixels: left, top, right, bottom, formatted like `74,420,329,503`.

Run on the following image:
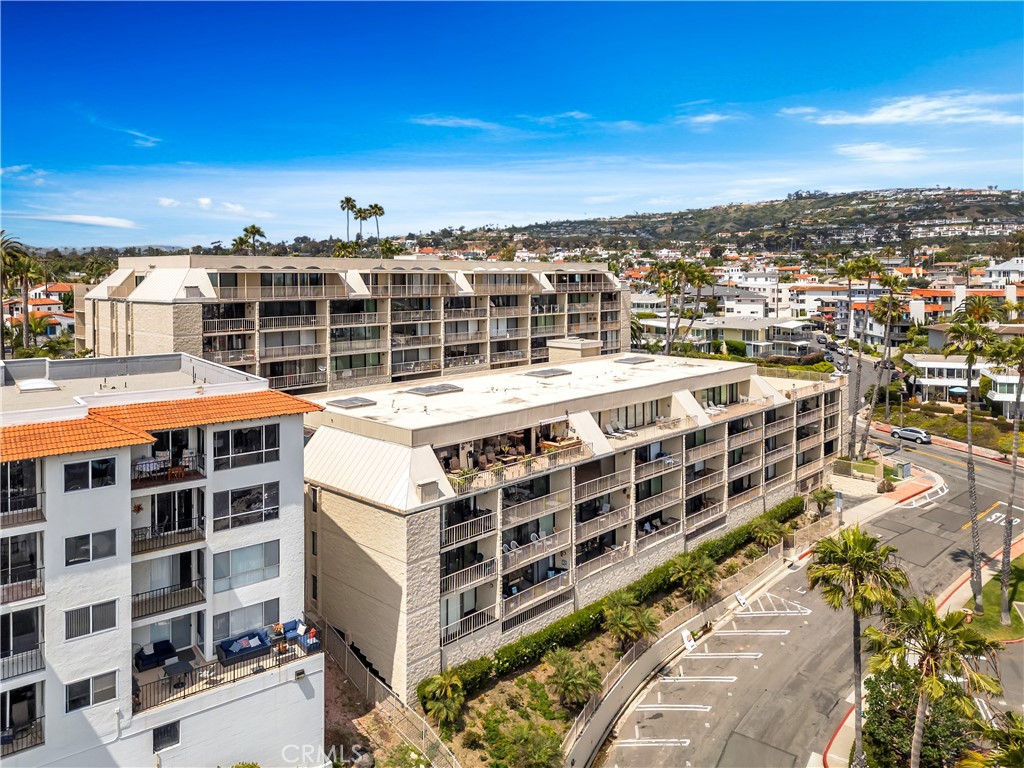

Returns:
508,540,520,551
449,456,461,472
501,543,511,555
530,532,539,543
604,423,625,440
600,502,611,514
612,421,637,437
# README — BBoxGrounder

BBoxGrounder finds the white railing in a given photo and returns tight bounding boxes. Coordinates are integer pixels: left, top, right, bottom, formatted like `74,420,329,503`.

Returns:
503,571,572,614
392,310,441,323
635,452,682,482
764,446,792,464
490,305,530,316
607,417,696,449
797,407,823,426
576,506,632,541
575,468,632,502
502,529,570,570
576,546,630,579
502,489,572,527
765,475,794,492
490,327,529,339
684,503,726,533
202,348,256,364
636,519,683,551
261,343,325,360
798,434,823,452
686,470,724,495
797,459,824,479
265,371,327,389
392,334,442,348
444,355,487,370
477,282,535,295
330,312,385,326
203,318,255,333
444,307,488,319
765,417,796,437
330,338,387,354
824,401,841,416
728,427,764,448
568,322,600,333
567,301,600,312
686,438,727,463
728,457,763,480
259,314,325,330
441,513,496,548
728,487,761,508
490,349,528,364
449,442,592,496
440,558,496,594
441,607,498,645
330,365,387,384
635,489,681,517
531,304,562,315
444,330,487,344
218,285,348,299
392,359,443,374
530,324,566,337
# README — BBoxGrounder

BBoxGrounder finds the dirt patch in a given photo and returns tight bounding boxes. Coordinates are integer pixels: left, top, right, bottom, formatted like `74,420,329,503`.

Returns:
324,653,404,761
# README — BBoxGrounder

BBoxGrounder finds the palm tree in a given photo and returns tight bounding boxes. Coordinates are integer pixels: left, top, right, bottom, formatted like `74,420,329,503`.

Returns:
944,318,999,613
836,259,865,453
0,230,30,361
810,487,836,518
368,203,385,254
866,595,1002,768
242,225,266,257
332,241,358,258
420,669,464,730
958,295,1005,324
231,236,249,254
653,268,682,350
8,251,43,350
750,518,784,549
354,207,372,242
807,527,910,768
670,552,718,606
851,255,883,451
957,710,1024,768
507,722,564,768
681,264,714,344
542,648,601,707
339,196,357,242
985,337,1024,625
379,239,404,259
859,284,907,458
82,255,112,284
603,604,639,652
630,313,644,349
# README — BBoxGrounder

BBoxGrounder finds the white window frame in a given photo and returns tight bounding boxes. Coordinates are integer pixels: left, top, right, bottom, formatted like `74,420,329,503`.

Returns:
212,424,280,470
213,482,280,531
65,599,117,640
212,541,280,593
66,670,117,712
63,457,117,493
65,529,117,566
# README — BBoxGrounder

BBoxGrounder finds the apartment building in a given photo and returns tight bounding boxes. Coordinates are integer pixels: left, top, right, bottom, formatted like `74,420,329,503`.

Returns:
75,256,629,393
0,354,325,767
636,317,816,358
301,343,845,701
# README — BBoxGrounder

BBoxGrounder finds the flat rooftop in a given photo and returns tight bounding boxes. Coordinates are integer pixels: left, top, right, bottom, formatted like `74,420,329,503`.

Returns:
1,354,261,414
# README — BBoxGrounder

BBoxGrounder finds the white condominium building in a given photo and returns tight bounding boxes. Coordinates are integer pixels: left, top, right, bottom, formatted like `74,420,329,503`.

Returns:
301,341,845,701
75,256,629,394
1,354,324,767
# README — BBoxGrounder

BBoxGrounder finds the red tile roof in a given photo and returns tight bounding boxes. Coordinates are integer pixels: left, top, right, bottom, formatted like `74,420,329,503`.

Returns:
1,415,154,462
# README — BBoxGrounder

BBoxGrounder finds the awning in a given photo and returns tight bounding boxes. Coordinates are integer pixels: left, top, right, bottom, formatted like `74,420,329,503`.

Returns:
949,387,969,394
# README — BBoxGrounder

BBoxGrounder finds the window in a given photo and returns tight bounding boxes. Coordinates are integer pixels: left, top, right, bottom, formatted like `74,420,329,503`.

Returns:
65,600,117,639
64,458,116,492
212,598,279,641
65,530,116,566
311,574,318,601
213,541,280,593
212,424,280,470
1,459,38,513
311,530,317,556
153,721,180,752
213,482,280,531
66,671,116,712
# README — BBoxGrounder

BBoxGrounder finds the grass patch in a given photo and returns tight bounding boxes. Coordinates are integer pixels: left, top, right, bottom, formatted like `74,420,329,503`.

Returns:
964,555,1024,642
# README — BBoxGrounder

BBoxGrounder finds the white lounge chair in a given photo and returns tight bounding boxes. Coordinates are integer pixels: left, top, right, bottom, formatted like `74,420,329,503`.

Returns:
612,421,638,437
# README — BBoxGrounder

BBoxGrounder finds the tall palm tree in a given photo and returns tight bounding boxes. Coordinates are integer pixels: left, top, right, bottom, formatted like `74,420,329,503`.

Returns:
231,235,248,254
944,318,999,613
651,267,682,350
420,669,465,729
339,196,357,242
0,230,30,361
8,251,43,350
368,203,385,254
866,595,1002,768
354,207,372,242
851,256,883,450
985,337,1024,625
859,280,907,458
958,295,1005,324
242,225,266,257
681,264,714,344
807,526,909,768
836,259,865,454
82,255,112,284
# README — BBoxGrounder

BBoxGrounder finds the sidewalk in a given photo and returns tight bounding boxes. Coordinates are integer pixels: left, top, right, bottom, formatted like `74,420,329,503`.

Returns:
823,532,1024,768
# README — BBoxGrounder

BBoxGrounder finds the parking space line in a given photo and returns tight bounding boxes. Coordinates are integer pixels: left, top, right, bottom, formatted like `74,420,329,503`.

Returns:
716,629,790,636
617,739,692,747
659,675,738,683
636,704,712,712
686,652,763,659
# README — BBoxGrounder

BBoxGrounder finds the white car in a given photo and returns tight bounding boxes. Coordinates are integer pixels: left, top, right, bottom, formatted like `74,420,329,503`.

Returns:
891,426,931,444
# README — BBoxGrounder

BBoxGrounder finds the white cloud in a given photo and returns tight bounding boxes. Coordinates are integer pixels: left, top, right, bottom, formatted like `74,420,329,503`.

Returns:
787,92,1022,126
0,164,31,175
196,197,212,209
221,202,245,213
1,164,49,186
677,113,738,132
125,130,161,148
523,110,592,125
410,115,506,131
16,214,138,229
835,143,929,163
597,120,647,133
158,197,181,207
777,106,819,116
676,99,713,108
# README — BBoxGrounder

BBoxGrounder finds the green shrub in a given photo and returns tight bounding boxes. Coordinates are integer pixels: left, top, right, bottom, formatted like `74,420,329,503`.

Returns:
724,339,747,357
462,730,484,750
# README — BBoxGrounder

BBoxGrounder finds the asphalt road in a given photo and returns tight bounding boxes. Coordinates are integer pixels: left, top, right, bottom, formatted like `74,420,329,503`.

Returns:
601,437,1023,768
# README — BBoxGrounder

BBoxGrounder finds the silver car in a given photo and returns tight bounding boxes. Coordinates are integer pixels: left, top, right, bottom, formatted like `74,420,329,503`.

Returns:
891,426,931,444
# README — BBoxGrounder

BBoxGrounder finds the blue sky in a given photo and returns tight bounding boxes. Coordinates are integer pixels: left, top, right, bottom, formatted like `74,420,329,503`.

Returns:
2,1,1022,247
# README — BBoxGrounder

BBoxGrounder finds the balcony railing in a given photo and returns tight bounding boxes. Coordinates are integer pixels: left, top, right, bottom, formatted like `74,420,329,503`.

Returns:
567,322,600,334
766,475,793,492
374,283,452,297
797,434,822,452
203,318,256,333
502,528,569,570
824,401,842,416
635,452,682,482
330,312,385,326
391,359,442,375
0,715,43,757
266,371,328,389
391,334,442,348
392,309,441,323
797,407,823,426
728,456,763,480
490,305,530,316
503,570,572,614
684,503,726,533
330,366,388,385
576,545,629,580
449,441,592,496
477,282,536,295
131,453,205,489
444,307,488,319
686,470,725,496
635,489,681,517
132,517,205,555
531,349,550,362
604,416,695,450
825,425,841,440
1,567,44,604
261,343,326,360
636,519,683,551
575,467,632,502
442,607,498,645
1,492,45,527
764,417,796,437
554,282,607,293
728,427,764,449
576,506,632,541
728,487,762,509
202,348,256,365
530,304,562,315
567,301,600,312
444,355,488,370
503,489,572,528
530,324,566,337
686,438,727,463
444,330,487,344
131,577,205,620
1,642,45,680
764,446,793,465
218,285,348,299
441,513,496,549
258,314,325,330
440,558,496,595
797,459,824,480
491,326,529,340
330,338,387,354
489,349,528,364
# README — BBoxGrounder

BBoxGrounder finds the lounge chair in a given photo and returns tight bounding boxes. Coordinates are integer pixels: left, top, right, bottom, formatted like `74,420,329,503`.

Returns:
604,423,626,440
612,421,637,437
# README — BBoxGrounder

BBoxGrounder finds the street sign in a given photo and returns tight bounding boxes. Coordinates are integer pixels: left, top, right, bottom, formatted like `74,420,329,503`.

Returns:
734,591,749,608
835,490,843,514
681,629,697,652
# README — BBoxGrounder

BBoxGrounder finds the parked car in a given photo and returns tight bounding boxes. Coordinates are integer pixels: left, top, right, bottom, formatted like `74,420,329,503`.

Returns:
891,426,931,444
874,359,897,370
816,334,829,344
823,352,834,362
825,341,840,351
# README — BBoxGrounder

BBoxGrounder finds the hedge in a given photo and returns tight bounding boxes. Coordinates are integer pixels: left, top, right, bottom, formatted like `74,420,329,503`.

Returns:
419,495,805,706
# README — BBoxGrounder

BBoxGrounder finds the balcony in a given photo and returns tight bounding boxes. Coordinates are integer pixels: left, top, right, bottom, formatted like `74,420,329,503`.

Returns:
684,503,726,533
728,456,763,480
266,371,328,389
824,401,842,416
530,304,562,315
449,441,592,496
502,528,570,570
444,307,489,320
686,470,725,496
440,559,496,595
131,578,205,620
0,716,43,757
132,517,205,555
203,318,256,333
554,282,607,293
728,427,764,449
391,334,442,349
503,570,572,614
825,425,841,440
376,284,452,297
567,301,599,312
477,282,536,295
330,366,388,385
202,348,256,365
530,324,566,338
576,467,632,502
1,567,44,604
440,512,496,549
392,309,441,323
567,322,600,334
503,489,572,528
764,417,795,437
491,327,529,340
1,492,45,528
444,355,488,372
766,475,793,492
764,445,793,465
217,285,347,300
490,349,528,364
636,519,682,551
1,642,45,680
258,314,325,330
444,330,487,344
635,452,682,482
330,311,385,326
576,506,632,541
635,489,681,517
686,437,727,463
490,305,530,317
531,349,550,363
391,359,442,375
728,487,761,509
797,434,822,452
131,452,205,490
442,607,498,645
260,343,326,361
797,459,825,480
576,545,629,580
330,338,387,355
797,407,823,427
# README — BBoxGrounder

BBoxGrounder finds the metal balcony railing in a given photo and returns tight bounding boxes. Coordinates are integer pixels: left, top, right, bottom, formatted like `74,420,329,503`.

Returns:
444,355,488,370
448,442,592,496
530,324,566,337
0,715,43,756
330,366,387,385
131,577,205,620
576,546,629,579
391,359,443,375
575,467,632,502
567,301,600,312
442,607,498,645
502,489,572,528
684,503,726,533
440,558,496,595
686,470,725,496
131,517,205,555
266,371,328,389
635,489,681,517
202,348,256,365
502,528,569,570
330,338,387,354
330,312,385,326
635,452,682,482
391,334,442,349
1,492,45,527
530,304,562,315
636,519,683,551
503,571,572,614
490,327,529,340
477,282,536,295
685,438,727,463
260,343,326,360
575,506,632,541
489,349,528,364
567,322,600,334
392,309,441,323
444,330,487,344
1,642,45,680
258,314,325,330
131,452,205,489
490,305,530,316
1,566,43,604
203,318,256,333
440,513,496,549
444,307,489,319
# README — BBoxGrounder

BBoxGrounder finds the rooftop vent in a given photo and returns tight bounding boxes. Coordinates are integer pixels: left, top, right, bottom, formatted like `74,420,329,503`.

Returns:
616,356,655,366
327,396,377,409
525,368,571,379
406,383,464,396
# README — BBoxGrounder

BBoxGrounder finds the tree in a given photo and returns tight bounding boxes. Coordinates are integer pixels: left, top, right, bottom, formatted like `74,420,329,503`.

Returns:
807,526,910,768
836,259,865,451
420,669,464,730
680,264,714,343
944,318,999,613
602,591,656,651
0,230,30,361
958,295,1005,324
851,255,883,453
332,241,358,258
379,238,404,259
231,235,249,253
7,250,43,350
860,288,907,458
506,722,563,768
542,648,601,707
670,552,718,606
339,196,357,242
957,710,1024,768
866,595,1002,768
368,203,385,255
354,207,372,242
630,313,644,349
810,487,836,518
985,337,1024,625
242,225,266,257
750,518,783,549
